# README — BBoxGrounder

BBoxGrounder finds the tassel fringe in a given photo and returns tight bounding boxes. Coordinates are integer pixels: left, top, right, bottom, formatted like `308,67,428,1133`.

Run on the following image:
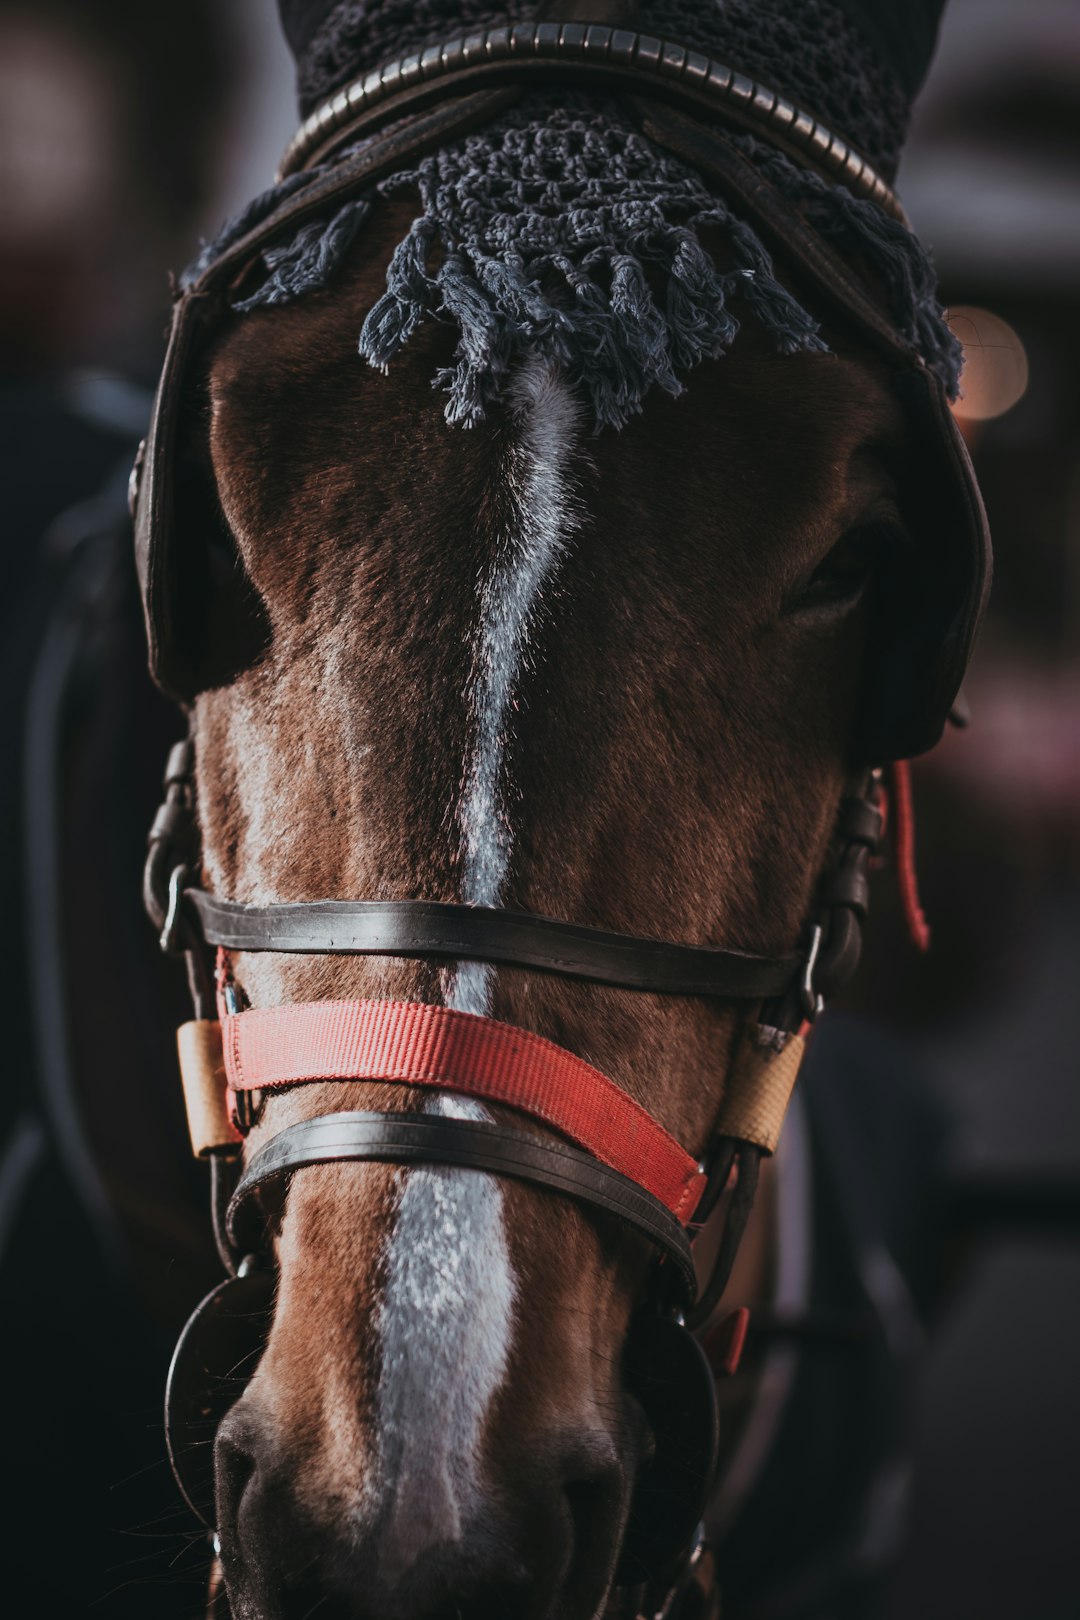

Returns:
182,99,961,429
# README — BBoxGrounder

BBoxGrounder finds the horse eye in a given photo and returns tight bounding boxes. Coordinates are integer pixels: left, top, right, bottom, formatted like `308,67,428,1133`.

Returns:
788,520,906,615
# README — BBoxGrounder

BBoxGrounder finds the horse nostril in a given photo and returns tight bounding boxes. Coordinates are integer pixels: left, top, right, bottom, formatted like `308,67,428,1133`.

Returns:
559,1449,627,1613
215,1406,310,1619
214,1406,263,1542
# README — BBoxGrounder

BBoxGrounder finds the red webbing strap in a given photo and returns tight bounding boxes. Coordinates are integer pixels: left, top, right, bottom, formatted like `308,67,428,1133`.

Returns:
222,999,706,1222
888,760,931,952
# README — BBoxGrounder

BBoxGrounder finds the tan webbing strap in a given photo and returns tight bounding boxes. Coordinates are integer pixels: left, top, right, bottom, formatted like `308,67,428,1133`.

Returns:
177,1019,240,1158
713,1026,806,1154
176,1014,804,1160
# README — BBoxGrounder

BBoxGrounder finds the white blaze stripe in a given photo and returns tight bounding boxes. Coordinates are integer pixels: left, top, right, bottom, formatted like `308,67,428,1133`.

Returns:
374,360,581,1566
373,1096,519,1582
458,360,582,909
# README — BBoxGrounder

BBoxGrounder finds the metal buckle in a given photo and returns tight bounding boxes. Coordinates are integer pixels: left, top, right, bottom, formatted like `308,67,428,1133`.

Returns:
160,864,191,955
800,922,825,1022
223,982,265,1132
232,1082,264,1134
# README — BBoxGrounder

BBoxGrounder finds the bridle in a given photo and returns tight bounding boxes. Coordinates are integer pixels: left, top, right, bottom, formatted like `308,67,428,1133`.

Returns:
149,743,884,1271
150,745,882,1604
135,13,990,1618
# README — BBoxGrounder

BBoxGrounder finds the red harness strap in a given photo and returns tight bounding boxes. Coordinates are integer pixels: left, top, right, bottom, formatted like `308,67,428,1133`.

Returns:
222,998,707,1223
887,760,931,953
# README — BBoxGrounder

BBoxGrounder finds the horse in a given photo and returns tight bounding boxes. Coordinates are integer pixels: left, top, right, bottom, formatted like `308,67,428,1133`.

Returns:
130,5,989,1617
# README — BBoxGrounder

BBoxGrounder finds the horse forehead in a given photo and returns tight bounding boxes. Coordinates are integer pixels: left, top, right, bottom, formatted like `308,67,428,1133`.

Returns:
207,306,503,595
210,355,882,599
198,298,894,767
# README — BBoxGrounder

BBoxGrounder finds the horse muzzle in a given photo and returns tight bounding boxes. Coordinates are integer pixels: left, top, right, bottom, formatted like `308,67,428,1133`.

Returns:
168,1255,718,1620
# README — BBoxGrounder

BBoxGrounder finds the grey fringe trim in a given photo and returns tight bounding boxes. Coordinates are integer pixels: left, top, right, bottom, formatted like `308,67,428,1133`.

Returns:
357,106,828,430
180,172,314,289
181,98,959,431
232,199,373,314
732,132,963,396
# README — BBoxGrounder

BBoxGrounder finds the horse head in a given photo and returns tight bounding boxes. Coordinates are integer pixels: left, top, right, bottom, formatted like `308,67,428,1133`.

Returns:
136,7,988,1618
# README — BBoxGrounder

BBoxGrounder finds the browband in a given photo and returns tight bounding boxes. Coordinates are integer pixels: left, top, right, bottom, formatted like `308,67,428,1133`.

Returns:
227,1110,698,1301
279,21,902,221
179,891,798,1000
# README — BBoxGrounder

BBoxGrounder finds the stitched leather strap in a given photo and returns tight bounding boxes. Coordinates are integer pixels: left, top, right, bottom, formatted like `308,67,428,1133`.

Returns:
278,22,902,220
185,891,797,1000
222,997,707,1221
228,1110,697,1299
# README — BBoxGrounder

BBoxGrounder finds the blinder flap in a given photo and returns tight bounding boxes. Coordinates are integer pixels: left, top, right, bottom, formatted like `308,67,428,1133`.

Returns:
632,103,992,766
855,367,992,763
134,94,546,708
134,287,269,702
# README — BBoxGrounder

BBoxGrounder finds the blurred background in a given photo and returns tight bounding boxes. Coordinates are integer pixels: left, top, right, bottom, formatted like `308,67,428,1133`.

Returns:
0,2,1076,1616
867,7,1080,1615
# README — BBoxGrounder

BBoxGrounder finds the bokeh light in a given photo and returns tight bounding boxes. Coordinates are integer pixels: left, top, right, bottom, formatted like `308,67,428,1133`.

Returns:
948,304,1030,421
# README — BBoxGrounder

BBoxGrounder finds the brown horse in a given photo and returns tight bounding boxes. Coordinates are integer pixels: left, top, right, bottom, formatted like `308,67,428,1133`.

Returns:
133,8,988,1619
204,251,890,1617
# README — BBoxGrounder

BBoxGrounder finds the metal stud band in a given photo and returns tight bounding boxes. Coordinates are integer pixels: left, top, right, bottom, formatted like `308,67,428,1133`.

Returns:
277,23,901,217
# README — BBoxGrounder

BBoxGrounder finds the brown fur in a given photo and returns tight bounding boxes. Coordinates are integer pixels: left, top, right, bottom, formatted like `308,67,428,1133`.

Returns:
194,194,909,1618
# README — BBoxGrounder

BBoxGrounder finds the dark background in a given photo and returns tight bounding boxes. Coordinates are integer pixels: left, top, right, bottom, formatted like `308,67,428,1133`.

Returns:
0,3,1076,1616
874,7,1080,1614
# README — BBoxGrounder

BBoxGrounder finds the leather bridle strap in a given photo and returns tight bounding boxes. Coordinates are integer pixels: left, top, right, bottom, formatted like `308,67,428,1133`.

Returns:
181,891,798,1000
221,997,706,1220
277,21,903,221
227,1110,697,1301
